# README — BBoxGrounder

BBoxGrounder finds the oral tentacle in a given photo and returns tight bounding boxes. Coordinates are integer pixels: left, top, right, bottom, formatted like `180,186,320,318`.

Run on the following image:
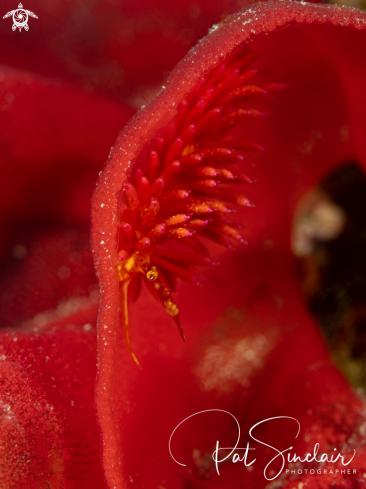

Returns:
119,280,140,367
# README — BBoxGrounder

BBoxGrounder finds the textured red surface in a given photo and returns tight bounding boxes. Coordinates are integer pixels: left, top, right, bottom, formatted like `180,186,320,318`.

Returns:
92,2,366,488
0,317,102,488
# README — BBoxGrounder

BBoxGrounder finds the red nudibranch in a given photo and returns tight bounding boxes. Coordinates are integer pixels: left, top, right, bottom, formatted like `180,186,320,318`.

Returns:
114,45,279,365
92,2,366,489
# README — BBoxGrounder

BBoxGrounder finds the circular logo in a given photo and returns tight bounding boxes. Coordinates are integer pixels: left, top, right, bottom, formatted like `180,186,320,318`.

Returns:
13,8,28,29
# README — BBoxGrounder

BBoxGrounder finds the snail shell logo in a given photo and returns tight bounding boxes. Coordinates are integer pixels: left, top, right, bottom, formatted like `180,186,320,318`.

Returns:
3,3,38,31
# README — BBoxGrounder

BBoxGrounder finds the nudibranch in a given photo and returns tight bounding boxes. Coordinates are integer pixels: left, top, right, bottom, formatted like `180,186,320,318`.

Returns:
113,46,282,364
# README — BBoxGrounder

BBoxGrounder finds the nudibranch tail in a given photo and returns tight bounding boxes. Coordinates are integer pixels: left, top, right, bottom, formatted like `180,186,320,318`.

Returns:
116,45,283,363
